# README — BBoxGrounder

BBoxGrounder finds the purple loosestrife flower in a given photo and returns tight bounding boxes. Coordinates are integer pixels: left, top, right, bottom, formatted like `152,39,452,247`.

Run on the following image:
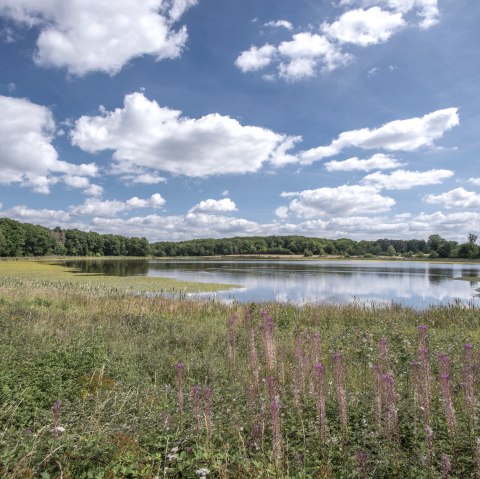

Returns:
248,326,260,387
441,454,452,479
438,354,457,440
355,450,369,479
266,376,277,404
270,395,282,468
462,343,476,427
475,438,480,479
381,373,399,440
379,337,390,374
203,387,213,434
227,314,239,364
295,336,307,395
261,311,276,373
315,363,328,441
333,351,348,435
191,385,202,431
417,325,432,446
372,365,383,434
312,332,321,365
176,362,185,417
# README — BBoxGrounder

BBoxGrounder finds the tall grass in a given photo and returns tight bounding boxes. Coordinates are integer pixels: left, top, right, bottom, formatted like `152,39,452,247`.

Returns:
1,276,480,478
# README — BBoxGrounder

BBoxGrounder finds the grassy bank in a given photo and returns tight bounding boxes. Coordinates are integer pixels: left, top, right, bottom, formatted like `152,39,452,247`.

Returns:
1,275,480,478
0,260,237,294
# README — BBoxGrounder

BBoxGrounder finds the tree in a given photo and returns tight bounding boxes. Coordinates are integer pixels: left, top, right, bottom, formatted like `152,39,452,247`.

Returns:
468,233,478,244
386,245,396,256
459,242,478,259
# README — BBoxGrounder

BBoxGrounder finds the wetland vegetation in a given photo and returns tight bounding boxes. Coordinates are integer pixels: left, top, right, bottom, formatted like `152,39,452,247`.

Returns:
1,264,480,478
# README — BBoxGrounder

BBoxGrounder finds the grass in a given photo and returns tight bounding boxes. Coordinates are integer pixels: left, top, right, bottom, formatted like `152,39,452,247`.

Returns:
0,260,238,294
1,269,480,478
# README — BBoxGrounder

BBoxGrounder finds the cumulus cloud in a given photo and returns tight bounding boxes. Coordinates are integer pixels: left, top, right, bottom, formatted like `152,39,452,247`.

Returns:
467,177,480,186
0,95,97,194
236,0,439,81
322,7,405,46
189,198,237,214
281,185,395,218
3,205,71,226
3,202,480,242
325,153,404,172
275,206,289,219
71,92,300,177
278,32,351,78
362,169,453,190
339,0,439,29
235,44,276,72
69,194,166,218
424,188,480,209
62,175,103,196
264,20,293,30
0,0,197,75
301,108,459,163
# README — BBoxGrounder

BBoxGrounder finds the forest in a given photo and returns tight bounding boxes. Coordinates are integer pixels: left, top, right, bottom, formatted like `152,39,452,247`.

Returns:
0,217,479,259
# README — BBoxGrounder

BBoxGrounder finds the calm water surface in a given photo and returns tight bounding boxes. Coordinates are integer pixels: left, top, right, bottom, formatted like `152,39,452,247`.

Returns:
63,259,480,308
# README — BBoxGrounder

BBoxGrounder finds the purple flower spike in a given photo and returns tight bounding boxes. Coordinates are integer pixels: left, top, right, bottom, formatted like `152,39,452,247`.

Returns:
419,324,427,332
464,343,473,350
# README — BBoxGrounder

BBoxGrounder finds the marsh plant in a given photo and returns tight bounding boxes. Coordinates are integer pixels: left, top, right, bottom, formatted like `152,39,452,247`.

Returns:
2,277,480,477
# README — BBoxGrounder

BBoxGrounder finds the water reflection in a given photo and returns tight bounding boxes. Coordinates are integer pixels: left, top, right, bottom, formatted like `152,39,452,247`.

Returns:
62,259,480,308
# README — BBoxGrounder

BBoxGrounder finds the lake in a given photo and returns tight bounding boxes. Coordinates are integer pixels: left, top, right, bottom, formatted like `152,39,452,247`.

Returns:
62,259,480,308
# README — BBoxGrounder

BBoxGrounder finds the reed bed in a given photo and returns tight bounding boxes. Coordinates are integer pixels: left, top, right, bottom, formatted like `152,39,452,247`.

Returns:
1,276,480,478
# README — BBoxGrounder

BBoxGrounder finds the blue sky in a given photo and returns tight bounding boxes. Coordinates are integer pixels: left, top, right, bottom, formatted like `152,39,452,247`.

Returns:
0,0,479,241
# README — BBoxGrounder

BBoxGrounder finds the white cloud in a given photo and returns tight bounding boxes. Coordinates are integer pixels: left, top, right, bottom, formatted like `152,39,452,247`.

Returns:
235,44,276,72
189,198,238,214
467,177,480,186
236,0,439,81
168,0,197,22
221,190,229,197
275,206,289,218
281,185,395,218
0,0,197,75
3,205,71,226
121,173,167,185
338,0,439,29
301,108,459,163
3,203,480,243
409,211,480,237
71,92,300,177
70,194,166,218
91,213,262,241
0,95,97,193
264,20,293,30
424,188,480,209
278,32,351,79
62,175,103,196
323,7,405,46
325,153,404,172
362,169,453,190
235,33,350,81
83,184,104,197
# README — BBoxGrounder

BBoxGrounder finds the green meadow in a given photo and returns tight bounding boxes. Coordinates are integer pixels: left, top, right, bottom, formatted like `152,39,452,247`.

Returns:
1,260,480,478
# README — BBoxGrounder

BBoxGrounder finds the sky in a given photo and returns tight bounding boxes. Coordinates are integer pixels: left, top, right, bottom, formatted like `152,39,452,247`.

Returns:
0,0,479,242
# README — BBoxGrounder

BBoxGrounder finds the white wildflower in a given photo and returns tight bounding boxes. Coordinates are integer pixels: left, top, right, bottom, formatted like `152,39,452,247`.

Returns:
195,467,210,477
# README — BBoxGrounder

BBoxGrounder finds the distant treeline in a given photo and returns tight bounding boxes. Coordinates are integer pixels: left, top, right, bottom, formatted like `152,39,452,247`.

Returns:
1,217,479,259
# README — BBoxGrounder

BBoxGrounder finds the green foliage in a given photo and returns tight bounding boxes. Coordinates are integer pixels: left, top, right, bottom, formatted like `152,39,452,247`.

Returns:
2,278,480,477
1,217,479,261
